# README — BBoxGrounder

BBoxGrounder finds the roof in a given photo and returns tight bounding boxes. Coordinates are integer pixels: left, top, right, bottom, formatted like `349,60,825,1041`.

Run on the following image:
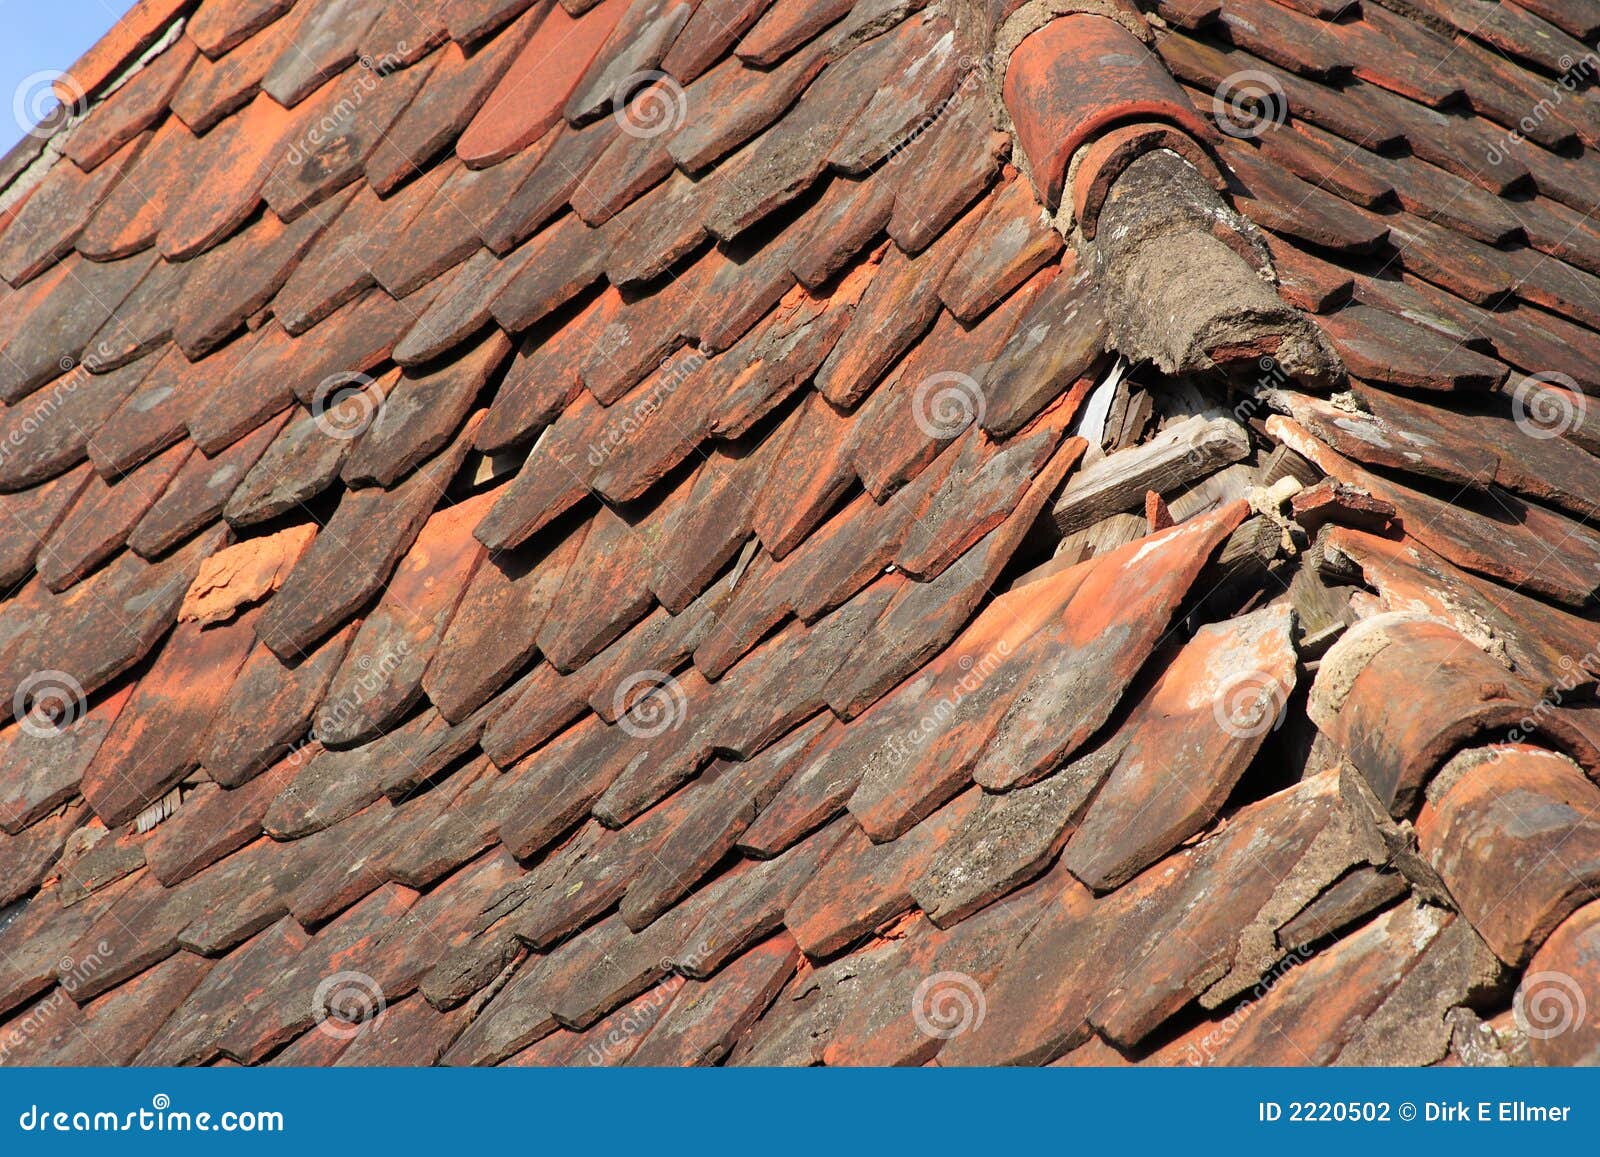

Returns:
1,0,1600,1067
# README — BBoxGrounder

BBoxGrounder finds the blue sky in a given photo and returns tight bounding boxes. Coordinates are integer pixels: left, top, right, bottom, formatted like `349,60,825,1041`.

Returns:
2,0,133,153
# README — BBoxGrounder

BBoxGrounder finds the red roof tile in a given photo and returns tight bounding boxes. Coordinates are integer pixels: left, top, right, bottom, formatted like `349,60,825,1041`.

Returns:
456,0,624,165
7,0,1600,1071
55,0,190,104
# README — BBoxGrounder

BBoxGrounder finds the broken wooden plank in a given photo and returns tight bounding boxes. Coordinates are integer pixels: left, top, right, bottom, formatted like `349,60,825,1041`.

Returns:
1049,414,1251,534
1167,462,1258,523
1260,442,1322,487
1290,564,1356,657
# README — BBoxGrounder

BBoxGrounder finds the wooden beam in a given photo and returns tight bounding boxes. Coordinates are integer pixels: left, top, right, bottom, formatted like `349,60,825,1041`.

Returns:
1260,442,1321,487
1050,414,1251,534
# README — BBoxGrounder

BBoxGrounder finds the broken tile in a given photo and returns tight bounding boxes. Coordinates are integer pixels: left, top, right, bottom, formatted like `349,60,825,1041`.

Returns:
255,415,479,658
180,524,317,626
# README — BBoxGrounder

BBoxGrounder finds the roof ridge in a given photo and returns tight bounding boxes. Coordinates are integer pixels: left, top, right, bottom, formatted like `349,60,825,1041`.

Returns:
965,1,1345,387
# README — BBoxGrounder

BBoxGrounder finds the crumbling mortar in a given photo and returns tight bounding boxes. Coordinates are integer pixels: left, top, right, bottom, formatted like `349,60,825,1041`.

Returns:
1084,150,1343,389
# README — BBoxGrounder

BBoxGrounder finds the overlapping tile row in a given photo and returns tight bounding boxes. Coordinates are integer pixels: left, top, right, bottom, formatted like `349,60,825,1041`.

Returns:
1140,0,1600,1065
0,0,1097,1067
1,0,1598,1069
